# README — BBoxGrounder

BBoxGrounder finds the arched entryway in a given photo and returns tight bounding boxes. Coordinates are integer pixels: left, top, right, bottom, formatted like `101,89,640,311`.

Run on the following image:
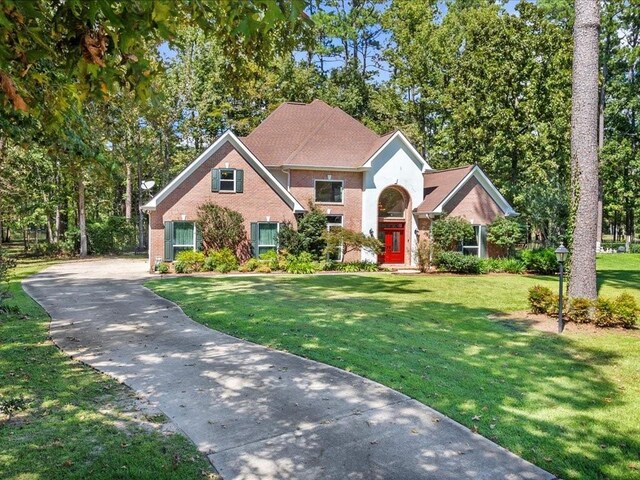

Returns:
377,186,410,264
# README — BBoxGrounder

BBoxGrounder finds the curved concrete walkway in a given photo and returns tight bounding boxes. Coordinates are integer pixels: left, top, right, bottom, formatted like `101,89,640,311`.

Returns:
24,259,554,480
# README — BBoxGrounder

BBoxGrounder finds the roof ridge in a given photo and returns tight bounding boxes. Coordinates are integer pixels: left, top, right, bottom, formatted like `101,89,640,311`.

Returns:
428,164,474,174
282,107,337,164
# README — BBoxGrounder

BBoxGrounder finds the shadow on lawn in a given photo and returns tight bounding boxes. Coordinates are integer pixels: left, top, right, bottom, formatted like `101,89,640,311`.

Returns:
152,274,638,480
597,268,640,294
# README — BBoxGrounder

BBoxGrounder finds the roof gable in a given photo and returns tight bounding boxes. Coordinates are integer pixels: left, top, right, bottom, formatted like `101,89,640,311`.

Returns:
142,131,305,213
416,165,515,216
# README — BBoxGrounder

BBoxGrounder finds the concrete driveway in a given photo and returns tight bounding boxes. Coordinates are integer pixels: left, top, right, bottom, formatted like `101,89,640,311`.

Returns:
23,259,554,480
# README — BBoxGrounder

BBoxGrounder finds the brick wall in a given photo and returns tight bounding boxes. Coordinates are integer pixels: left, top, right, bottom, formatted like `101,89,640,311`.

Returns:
288,169,364,261
148,142,296,269
443,177,502,225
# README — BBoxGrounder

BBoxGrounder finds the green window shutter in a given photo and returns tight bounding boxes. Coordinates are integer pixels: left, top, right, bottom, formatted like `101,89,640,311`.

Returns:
250,222,258,258
211,168,220,192
164,221,174,261
235,169,244,193
195,225,203,251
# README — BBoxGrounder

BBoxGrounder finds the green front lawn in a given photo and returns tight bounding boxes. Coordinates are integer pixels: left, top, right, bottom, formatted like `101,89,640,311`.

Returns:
148,254,640,480
0,257,213,480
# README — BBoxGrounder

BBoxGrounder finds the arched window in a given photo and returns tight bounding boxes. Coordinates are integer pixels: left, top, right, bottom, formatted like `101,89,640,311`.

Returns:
378,188,406,218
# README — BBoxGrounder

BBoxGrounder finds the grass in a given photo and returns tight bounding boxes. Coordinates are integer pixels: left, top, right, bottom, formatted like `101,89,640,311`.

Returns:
0,255,213,480
148,254,640,480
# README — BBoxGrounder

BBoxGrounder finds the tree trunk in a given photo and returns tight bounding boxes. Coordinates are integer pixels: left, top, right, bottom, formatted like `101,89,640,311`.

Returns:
125,162,132,220
78,177,88,257
568,0,600,300
137,157,145,250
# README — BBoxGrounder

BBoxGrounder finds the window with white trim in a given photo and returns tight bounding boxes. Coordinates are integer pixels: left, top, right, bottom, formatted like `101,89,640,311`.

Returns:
460,225,486,257
257,222,279,256
315,180,343,203
219,169,235,192
173,221,196,257
326,215,344,261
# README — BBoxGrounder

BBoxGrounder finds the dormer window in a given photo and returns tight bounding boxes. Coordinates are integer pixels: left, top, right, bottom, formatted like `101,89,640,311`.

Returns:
212,168,244,193
315,179,343,204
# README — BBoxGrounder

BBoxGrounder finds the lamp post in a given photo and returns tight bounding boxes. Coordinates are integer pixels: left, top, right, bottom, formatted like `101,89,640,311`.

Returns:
555,243,569,333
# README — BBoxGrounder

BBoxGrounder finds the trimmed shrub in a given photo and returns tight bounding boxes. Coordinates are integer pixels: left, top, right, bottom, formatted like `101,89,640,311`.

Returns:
594,293,640,328
174,250,206,273
284,252,320,274
481,257,525,274
434,251,482,274
204,248,239,273
568,297,593,324
196,202,246,253
157,262,170,274
630,243,640,254
528,285,557,314
487,217,524,255
520,248,558,274
415,238,432,273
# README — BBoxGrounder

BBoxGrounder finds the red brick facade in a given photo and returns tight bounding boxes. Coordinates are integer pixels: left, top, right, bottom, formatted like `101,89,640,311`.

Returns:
148,142,296,267
442,177,503,225
288,169,364,261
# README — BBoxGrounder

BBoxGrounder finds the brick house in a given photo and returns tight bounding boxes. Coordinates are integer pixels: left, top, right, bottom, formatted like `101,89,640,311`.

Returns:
142,100,515,269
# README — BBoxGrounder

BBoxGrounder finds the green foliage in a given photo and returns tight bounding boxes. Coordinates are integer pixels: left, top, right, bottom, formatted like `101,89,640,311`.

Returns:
277,221,305,255
528,285,557,314
284,252,320,274
174,250,205,274
239,258,261,272
325,261,379,272
568,297,593,324
259,250,286,271
487,217,524,254
296,206,328,259
594,294,639,328
415,238,432,273
157,262,170,274
254,263,272,273
434,251,482,274
27,242,63,258
481,257,526,274
0,248,17,304
519,248,559,274
87,217,137,254
323,227,382,260
431,217,475,252
204,248,239,273
196,202,246,253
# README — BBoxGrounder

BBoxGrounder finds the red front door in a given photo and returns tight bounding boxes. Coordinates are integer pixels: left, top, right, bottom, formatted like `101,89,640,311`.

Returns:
379,225,405,264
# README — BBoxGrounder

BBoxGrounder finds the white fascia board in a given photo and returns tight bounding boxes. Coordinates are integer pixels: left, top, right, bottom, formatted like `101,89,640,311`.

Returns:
281,164,370,172
362,131,431,172
142,130,305,213
433,165,516,216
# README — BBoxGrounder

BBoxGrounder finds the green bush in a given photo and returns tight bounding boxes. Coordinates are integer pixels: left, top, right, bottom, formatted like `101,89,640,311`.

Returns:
520,248,558,274
28,242,63,257
157,262,170,274
174,250,206,273
629,243,640,254
481,257,525,274
431,217,475,251
528,285,557,314
259,249,285,270
284,252,320,274
0,248,17,305
239,258,261,272
254,264,272,273
487,217,524,255
204,248,238,273
325,261,379,272
434,251,482,274
277,221,305,255
568,297,593,324
87,216,137,254
595,293,639,328
196,202,246,253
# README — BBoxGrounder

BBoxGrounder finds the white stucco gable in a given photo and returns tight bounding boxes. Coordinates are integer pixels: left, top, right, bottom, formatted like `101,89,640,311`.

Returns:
361,134,428,265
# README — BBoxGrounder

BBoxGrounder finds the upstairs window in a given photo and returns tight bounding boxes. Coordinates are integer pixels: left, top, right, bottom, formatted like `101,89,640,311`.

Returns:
212,168,244,193
315,180,343,204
